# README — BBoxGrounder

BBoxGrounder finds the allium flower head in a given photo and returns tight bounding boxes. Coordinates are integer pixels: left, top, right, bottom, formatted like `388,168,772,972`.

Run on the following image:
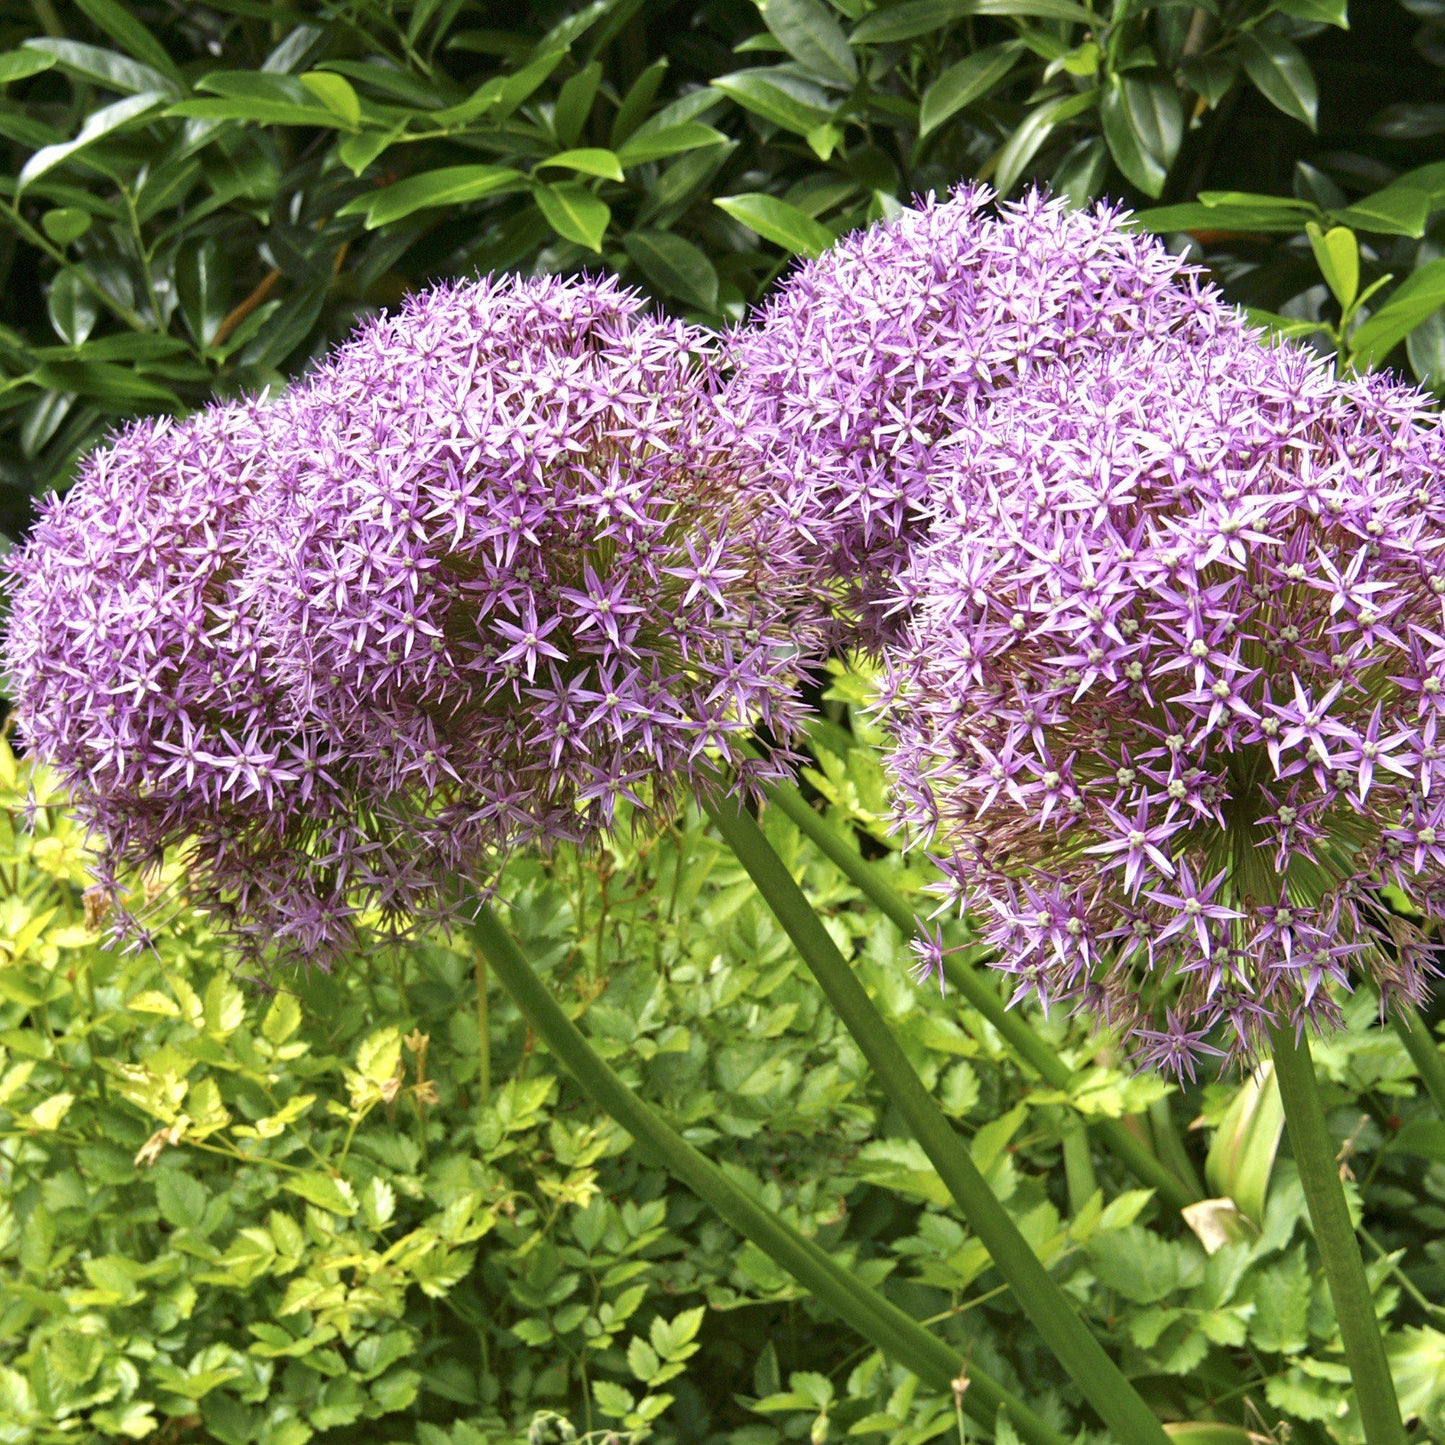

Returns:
883,332,1445,1075
248,272,816,861
724,186,1241,647
2,400,382,965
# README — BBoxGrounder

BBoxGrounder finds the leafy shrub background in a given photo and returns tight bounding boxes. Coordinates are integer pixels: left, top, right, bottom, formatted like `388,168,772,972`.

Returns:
3,1,1445,1442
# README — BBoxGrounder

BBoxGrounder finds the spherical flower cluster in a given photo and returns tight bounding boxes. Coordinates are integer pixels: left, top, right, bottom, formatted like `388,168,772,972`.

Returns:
882,331,1445,1075
1,400,376,963
247,273,815,852
5,274,819,968
723,186,1243,648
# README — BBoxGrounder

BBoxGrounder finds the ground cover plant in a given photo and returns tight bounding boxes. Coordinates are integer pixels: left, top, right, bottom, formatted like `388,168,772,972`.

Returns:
4,2,1445,1444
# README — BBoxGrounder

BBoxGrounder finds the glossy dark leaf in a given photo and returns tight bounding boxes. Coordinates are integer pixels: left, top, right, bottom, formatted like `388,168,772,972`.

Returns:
1100,75,1182,198
711,67,835,135
616,123,728,167
533,181,611,251
919,43,1021,136
22,37,180,96
761,0,857,87
20,91,168,188
623,229,720,310
175,237,233,348
992,90,1096,196
1237,33,1317,130
1350,257,1445,367
553,61,603,146
851,0,1092,45
73,0,186,85
715,192,835,256
336,165,525,228
536,148,625,182
46,271,97,346
1274,0,1348,25
1372,104,1445,140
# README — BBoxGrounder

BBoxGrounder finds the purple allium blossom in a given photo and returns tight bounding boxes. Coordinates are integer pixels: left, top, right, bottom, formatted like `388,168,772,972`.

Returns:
245,272,817,867
882,333,1445,1075
723,186,1241,648
4,276,819,969
1,400,381,964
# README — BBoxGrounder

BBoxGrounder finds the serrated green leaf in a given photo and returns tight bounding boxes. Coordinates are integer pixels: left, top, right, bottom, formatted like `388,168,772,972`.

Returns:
283,1172,357,1216
155,1170,207,1230
261,992,302,1046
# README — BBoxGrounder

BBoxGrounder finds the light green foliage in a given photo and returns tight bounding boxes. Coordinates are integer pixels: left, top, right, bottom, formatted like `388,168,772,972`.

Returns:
4,639,1445,1445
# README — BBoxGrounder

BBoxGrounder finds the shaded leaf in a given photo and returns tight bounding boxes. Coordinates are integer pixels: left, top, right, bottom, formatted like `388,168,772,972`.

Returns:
20,91,168,188
22,37,179,96
1350,258,1445,367
1238,33,1317,129
1101,75,1182,197
852,0,1092,44
73,0,185,84
175,237,232,348
711,67,834,136
762,0,857,86
624,229,720,310
920,43,1022,136
338,165,524,228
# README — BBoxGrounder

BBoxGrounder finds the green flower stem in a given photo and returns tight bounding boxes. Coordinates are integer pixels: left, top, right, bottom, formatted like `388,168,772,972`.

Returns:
761,777,1200,1213
467,903,1067,1445
1389,1004,1445,1122
705,797,1173,1445
1269,1025,1406,1445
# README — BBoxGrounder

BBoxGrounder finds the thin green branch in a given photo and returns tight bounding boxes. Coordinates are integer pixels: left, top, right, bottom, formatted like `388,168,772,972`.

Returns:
467,903,1068,1445
761,775,1200,1212
706,796,1172,1445
1270,1025,1405,1445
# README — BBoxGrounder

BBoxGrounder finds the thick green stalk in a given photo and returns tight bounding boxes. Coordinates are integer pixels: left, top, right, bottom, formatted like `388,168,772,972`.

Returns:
1269,1025,1405,1445
706,798,1173,1445
1390,1004,1445,1121
762,777,1199,1212
468,904,1067,1445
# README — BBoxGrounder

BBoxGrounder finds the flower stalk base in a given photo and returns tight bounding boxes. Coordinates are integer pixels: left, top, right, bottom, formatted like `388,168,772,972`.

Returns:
1269,1025,1406,1445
